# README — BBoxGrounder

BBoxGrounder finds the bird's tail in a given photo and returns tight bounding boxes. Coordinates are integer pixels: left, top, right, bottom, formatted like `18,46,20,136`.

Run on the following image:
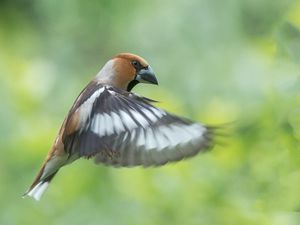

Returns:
23,161,59,201
24,169,58,201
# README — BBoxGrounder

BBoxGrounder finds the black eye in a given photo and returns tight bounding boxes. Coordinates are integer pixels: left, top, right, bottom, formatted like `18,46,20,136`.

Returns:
131,60,141,69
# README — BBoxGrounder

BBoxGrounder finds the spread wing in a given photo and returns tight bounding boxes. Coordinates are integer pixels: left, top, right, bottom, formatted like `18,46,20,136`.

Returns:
63,85,215,167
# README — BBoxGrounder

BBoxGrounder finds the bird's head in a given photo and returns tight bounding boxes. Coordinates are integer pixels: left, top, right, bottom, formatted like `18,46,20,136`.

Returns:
95,53,158,91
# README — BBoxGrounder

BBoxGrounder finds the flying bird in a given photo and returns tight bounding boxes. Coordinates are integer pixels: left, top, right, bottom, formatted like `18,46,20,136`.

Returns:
24,53,218,200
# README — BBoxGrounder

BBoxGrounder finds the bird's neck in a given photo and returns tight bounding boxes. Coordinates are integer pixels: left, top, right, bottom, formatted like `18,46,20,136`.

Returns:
95,60,129,90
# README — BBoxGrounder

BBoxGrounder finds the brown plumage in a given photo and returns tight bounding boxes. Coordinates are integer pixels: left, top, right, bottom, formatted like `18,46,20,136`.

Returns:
24,53,216,200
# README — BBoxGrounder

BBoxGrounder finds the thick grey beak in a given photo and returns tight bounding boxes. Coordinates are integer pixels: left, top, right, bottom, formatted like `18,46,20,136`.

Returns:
136,66,158,85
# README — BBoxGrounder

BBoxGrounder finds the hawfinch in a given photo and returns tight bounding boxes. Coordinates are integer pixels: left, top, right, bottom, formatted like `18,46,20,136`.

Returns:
24,53,217,200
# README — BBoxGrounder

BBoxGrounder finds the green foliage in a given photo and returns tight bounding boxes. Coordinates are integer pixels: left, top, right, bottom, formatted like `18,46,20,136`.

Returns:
1,1,300,224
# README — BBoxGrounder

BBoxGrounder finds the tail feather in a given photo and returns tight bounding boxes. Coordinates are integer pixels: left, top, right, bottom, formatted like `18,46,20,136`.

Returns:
23,170,58,200
24,181,50,201
24,152,71,201
23,156,61,200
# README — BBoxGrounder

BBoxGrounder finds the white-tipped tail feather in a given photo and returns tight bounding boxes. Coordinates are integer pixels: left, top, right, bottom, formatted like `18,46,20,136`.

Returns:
24,181,49,201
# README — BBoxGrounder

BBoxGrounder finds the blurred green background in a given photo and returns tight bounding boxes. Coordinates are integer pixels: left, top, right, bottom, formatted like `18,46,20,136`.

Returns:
1,0,300,224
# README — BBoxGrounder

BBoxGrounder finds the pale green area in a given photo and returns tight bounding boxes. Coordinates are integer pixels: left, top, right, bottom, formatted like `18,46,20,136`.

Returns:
1,1,300,224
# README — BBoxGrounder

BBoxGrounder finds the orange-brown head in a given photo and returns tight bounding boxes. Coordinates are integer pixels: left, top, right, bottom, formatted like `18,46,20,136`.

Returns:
95,53,158,91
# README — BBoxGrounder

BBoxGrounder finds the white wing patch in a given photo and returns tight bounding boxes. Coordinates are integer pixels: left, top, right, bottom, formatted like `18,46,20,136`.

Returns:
136,129,145,147
141,108,158,122
78,87,105,129
152,129,170,150
138,123,207,151
119,110,138,130
98,114,106,136
130,129,136,142
89,99,208,151
91,114,104,136
149,107,166,118
111,112,125,133
144,128,157,150
104,113,114,135
93,113,123,137
86,88,170,139
130,109,149,128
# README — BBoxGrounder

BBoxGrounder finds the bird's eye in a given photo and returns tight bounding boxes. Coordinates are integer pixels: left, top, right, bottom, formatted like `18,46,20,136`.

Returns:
131,60,140,69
